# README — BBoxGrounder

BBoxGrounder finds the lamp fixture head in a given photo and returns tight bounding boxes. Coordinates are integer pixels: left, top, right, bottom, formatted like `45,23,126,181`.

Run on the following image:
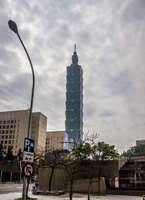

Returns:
8,20,18,34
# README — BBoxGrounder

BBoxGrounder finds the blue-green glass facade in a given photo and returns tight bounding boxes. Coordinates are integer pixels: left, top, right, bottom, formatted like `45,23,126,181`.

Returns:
65,49,83,145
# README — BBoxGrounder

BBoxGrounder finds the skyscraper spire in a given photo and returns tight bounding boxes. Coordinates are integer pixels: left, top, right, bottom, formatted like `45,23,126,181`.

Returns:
72,44,78,65
74,43,76,53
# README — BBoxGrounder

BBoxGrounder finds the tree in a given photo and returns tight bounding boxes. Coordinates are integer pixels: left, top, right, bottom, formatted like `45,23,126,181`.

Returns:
92,141,119,160
121,144,145,157
71,143,93,200
71,143,92,161
5,146,15,161
64,154,81,200
40,149,66,191
91,142,119,194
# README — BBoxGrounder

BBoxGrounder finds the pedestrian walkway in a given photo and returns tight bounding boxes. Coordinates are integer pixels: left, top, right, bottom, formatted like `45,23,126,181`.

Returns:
0,192,143,200
0,184,143,200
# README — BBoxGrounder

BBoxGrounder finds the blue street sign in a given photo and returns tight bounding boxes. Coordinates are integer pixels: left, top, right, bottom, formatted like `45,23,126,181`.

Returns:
24,138,35,153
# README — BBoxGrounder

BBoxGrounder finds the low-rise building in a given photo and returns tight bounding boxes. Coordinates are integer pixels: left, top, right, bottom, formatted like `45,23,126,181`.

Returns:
45,131,68,152
136,139,145,146
0,110,47,155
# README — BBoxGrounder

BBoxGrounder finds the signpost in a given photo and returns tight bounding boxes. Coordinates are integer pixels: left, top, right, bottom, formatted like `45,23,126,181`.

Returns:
22,138,35,199
23,138,35,163
23,163,34,178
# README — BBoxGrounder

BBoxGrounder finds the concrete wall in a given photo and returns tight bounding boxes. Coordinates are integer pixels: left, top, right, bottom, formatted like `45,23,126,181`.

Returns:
38,160,119,193
66,178,106,193
39,167,106,193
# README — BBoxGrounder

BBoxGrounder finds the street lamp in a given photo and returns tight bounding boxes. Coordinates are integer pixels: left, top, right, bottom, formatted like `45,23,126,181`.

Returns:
8,20,35,139
8,20,35,200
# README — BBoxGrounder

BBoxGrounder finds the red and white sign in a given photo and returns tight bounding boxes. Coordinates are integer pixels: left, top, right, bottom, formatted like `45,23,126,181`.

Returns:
23,162,34,177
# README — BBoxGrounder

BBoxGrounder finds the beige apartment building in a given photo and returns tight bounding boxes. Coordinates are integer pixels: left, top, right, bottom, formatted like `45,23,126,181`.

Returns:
0,110,47,155
45,131,68,153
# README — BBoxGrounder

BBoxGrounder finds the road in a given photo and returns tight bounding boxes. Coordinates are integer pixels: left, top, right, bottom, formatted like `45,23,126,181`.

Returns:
0,183,143,200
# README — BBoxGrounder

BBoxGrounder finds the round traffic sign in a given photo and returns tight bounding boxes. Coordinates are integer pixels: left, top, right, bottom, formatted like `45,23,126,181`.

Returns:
23,162,34,177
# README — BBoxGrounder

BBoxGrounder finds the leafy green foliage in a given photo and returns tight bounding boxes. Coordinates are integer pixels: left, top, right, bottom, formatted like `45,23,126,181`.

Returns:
70,143,92,161
122,144,145,157
92,142,119,160
68,141,119,161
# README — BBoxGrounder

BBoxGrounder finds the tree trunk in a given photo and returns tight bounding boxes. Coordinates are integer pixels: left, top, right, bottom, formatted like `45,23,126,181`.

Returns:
88,179,92,200
98,161,102,195
98,176,101,195
49,167,55,191
69,180,73,200
88,184,90,200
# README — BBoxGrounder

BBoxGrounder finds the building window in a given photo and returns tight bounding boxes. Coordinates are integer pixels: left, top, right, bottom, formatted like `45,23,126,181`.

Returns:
11,120,14,123
5,141,7,144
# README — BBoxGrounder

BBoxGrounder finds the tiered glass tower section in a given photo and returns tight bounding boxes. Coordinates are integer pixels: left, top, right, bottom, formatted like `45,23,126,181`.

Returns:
65,45,83,147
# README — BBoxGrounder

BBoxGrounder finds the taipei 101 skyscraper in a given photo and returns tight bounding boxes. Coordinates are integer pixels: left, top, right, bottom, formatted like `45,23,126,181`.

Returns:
65,45,83,147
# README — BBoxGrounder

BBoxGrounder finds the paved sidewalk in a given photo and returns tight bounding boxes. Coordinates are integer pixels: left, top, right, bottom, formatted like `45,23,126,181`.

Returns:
0,184,143,200
0,192,143,200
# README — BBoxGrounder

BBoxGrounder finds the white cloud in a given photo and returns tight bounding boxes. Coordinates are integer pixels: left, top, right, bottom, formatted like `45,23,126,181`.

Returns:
0,0,145,152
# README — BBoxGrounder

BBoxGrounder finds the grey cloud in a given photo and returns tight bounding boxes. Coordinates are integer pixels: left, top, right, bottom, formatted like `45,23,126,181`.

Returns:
0,0,145,152
106,70,135,100
0,72,32,110
100,111,115,118
121,0,145,23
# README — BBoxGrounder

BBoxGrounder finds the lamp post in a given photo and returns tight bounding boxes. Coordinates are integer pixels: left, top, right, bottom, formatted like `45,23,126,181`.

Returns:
8,20,35,139
8,20,35,200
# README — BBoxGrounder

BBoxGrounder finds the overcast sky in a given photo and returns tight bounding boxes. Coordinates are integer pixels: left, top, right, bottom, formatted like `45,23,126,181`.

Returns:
0,0,145,152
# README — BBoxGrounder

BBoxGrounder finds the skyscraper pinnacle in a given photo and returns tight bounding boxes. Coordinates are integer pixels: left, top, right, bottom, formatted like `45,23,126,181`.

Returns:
74,44,76,53
72,44,78,65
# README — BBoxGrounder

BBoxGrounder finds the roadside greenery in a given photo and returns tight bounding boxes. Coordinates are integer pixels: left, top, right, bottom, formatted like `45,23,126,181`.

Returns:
121,144,145,157
70,141,119,161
